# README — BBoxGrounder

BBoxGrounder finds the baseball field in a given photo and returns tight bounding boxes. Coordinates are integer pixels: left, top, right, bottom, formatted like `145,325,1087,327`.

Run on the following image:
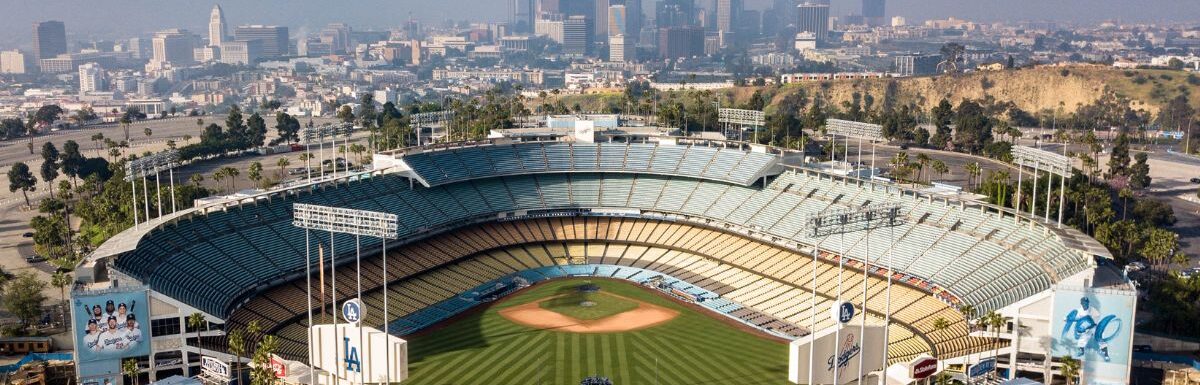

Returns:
402,278,792,385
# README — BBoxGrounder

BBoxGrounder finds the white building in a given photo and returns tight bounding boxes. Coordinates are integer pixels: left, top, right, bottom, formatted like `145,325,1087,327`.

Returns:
609,35,634,63
0,50,34,74
78,62,106,93
220,40,263,65
208,5,227,46
535,19,565,44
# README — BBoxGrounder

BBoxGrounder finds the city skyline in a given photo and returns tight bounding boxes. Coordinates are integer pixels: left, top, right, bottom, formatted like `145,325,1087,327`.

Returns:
2,0,1199,47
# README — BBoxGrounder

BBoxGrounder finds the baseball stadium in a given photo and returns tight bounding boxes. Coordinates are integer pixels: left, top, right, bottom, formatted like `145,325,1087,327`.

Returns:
74,128,1130,385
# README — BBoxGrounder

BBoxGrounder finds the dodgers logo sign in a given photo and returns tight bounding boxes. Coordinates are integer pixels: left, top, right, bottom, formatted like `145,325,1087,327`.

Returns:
342,299,363,325
343,336,362,373
830,302,855,323
826,332,861,373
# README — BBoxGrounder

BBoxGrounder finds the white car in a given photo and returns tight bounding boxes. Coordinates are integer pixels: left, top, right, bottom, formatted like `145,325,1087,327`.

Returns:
1126,262,1147,272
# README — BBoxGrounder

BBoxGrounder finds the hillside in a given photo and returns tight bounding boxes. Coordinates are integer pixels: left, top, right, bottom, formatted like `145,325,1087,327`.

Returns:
755,65,1194,118
548,66,1197,121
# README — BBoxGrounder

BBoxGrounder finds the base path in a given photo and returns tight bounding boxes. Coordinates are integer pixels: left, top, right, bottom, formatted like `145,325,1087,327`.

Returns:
498,293,679,333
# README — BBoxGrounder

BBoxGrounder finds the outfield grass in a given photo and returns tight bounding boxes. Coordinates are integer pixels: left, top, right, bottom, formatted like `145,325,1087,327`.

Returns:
404,279,791,385
538,283,639,320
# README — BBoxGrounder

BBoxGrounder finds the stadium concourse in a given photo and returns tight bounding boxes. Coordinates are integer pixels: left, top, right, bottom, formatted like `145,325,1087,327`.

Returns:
76,135,1117,384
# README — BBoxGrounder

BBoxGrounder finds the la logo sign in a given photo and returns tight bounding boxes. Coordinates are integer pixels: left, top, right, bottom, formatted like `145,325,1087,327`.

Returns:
343,337,362,373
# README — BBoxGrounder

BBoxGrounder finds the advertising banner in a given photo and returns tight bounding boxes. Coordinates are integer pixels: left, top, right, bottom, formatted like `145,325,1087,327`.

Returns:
1050,287,1136,385
72,289,151,363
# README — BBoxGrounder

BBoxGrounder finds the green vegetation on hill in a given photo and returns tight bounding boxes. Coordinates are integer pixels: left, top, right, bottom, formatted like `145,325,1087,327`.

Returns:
404,279,789,385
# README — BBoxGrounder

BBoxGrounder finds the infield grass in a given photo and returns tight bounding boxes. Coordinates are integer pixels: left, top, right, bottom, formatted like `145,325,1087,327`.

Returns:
538,283,640,320
403,278,791,385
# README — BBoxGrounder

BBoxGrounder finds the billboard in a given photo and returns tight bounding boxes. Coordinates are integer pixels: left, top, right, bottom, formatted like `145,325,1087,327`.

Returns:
310,324,409,384
1050,287,1136,385
72,289,151,363
788,324,886,385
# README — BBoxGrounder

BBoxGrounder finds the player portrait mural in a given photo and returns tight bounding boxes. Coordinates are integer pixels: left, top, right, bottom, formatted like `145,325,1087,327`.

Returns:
73,290,151,362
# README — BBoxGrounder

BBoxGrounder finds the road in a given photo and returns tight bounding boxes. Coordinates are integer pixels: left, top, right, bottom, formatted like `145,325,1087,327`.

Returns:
0,115,341,203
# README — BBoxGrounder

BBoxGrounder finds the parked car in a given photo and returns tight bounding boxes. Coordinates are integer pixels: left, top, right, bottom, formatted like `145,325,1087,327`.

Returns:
1132,345,1153,353
24,255,45,263
1126,261,1147,272
1190,177,1200,184
21,232,34,238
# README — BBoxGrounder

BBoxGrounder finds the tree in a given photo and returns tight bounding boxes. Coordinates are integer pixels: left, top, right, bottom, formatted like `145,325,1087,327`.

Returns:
349,143,367,165
60,140,85,189
930,99,954,149
74,107,98,125
248,162,264,189
121,107,146,141
337,105,355,124
2,118,26,140
188,312,206,358
1108,132,1130,177
1060,355,1081,385
963,162,981,191
51,271,71,308
932,317,951,337
249,335,280,385
226,106,248,147
1129,152,1151,189
4,272,47,329
247,112,268,148
276,157,291,179
272,112,301,145
228,328,246,385
189,174,205,186
952,100,993,154
40,142,60,198
8,162,38,208
123,358,140,385
221,166,241,191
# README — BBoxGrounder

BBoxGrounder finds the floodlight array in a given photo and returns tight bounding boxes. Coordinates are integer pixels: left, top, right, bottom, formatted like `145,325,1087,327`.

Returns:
718,108,765,127
1012,145,1072,176
293,203,399,239
124,149,180,181
826,119,885,141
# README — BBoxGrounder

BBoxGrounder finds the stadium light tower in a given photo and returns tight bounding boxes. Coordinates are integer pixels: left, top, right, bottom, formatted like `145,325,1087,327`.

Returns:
826,119,885,178
411,110,454,146
718,108,765,143
292,203,398,385
303,123,356,181
1012,145,1072,227
805,202,903,384
123,149,180,229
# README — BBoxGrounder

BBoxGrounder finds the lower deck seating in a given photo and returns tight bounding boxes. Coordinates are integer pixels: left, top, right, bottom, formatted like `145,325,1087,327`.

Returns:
231,217,992,364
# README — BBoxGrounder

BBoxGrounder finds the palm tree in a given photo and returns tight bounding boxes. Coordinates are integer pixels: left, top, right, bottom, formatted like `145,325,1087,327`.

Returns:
963,162,982,191
983,311,1008,381
276,157,291,180
228,328,246,385
212,169,226,192
189,174,205,186
932,317,951,337
916,153,932,182
187,312,206,358
931,159,949,181
222,167,241,191
50,271,71,324
248,162,264,189
1060,355,1081,385
122,358,140,385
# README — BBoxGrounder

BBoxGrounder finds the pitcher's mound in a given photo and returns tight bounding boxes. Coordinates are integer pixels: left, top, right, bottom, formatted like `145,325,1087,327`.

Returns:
499,292,679,333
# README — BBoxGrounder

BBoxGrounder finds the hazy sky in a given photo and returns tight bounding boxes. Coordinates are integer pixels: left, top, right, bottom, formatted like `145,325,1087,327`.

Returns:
2,0,1199,47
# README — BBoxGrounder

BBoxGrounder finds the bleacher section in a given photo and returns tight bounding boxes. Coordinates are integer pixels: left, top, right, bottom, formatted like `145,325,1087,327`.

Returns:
116,168,1090,324
231,217,991,364
399,142,779,187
